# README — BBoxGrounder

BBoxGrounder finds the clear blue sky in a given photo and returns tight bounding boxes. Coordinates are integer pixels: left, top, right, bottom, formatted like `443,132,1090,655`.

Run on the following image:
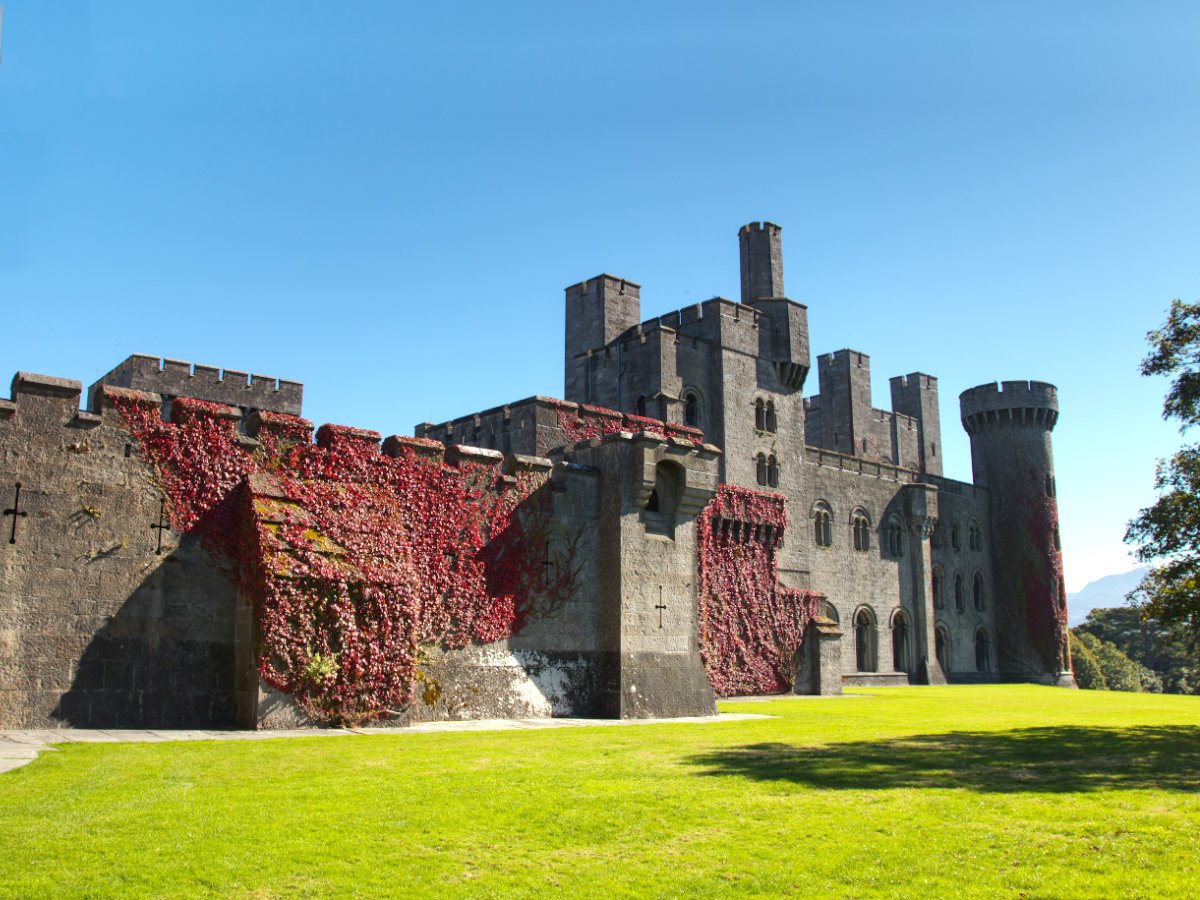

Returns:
2,2,1196,590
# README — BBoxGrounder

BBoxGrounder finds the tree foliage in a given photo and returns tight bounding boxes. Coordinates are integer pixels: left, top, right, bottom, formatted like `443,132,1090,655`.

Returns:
1068,632,1106,690
1069,630,1158,693
1126,299,1200,647
1075,606,1199,694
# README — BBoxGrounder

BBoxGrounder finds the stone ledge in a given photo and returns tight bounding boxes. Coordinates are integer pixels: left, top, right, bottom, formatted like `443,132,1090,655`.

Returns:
12,372,83,398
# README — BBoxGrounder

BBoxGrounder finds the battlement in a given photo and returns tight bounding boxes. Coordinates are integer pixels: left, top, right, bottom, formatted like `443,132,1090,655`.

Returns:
738,221,781,236
889,372,938,392
417,395,705,459
959,380,1059,433
818,349,869,369
88,354,303,417
0,372,106,431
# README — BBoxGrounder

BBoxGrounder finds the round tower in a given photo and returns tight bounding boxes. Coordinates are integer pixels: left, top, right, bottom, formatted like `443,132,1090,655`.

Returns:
960,381,1075,686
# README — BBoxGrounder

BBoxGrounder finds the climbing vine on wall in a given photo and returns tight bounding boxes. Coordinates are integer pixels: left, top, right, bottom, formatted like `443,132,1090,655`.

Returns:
697,485,820,696
552,401,703,445
110,390,574,725
1016,466,1070,674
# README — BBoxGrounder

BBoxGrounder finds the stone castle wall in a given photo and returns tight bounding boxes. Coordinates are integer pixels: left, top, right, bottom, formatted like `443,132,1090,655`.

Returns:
0,374,238,728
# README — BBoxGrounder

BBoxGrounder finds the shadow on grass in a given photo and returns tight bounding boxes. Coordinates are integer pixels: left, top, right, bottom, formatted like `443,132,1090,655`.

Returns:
688,726,1200,793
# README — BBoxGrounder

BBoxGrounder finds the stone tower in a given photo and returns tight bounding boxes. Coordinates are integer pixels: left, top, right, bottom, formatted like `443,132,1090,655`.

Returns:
563,275,641,402
739,221,784,302
891,372,943,477
960,381,1075,686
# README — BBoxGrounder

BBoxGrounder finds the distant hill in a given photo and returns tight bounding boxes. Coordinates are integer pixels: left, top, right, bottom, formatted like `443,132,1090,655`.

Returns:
1067,567,1151,626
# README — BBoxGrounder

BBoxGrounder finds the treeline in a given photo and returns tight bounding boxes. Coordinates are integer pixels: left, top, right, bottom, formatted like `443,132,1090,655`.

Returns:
1070,606,1199,694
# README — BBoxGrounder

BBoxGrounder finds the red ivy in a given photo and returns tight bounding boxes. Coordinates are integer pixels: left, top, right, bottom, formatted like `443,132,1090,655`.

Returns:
111,392,573,725
553,401,704,445
697,485,819,696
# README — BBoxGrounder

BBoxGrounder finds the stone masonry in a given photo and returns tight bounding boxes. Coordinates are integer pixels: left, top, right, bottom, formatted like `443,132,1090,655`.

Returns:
0,220,1074,731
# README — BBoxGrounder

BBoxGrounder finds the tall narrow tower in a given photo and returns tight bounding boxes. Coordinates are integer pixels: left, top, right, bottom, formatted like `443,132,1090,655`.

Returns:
960,381,1075,686
739,221,784,301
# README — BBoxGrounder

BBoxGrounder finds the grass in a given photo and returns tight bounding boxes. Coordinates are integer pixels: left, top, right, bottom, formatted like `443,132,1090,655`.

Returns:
1,685,1198,898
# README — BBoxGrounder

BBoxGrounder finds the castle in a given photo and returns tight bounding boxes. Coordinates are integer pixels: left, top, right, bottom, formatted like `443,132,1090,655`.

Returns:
0,222,1074,731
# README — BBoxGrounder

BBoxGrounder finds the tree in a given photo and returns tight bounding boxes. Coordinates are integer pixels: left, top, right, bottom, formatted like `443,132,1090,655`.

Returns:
1126,299,1200,649
1070,631,1157,693
1069,632,1106,690
1074,606,1199,694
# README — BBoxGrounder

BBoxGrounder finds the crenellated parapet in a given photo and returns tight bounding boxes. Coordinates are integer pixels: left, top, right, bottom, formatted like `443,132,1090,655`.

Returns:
960,380,1059,434
88,354,303,418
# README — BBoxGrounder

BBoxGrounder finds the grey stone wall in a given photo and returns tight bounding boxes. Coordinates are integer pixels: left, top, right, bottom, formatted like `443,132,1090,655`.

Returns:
564,431,719,718
0,374,238,728
926,478,995,679
89,354,303,419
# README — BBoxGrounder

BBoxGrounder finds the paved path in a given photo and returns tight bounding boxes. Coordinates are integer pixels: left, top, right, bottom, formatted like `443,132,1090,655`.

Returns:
0,712,770,775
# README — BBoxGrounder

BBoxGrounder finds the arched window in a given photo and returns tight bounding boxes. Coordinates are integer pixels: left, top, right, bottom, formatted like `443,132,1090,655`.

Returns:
1053,525,1061,551
767,454,780,488
684,392,700,428
813,501,833,548
887,518,905,558
765,400,777,433
931,524,943,548
643,461,683,537
975,629,990,673
932,568,944,609
951,523,961,550
954,574,965,613
891,609,911,673
754,398,766,430
636,396,647,417
755,453,768,486
968,521,982,552
936,626,951,674
851,509,871,552
1044,473,1053,497
973,572,985,611
855,608,877,672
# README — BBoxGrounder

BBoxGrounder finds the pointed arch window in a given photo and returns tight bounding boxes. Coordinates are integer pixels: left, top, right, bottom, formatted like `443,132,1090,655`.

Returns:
975,629,990,673
851,509,871,552
973,572,985,611
813,501,833,548
891,610,912,673
887,518,905,557
855,608,878,672
936,626,951,674
954,574,965,613
968,521,983,552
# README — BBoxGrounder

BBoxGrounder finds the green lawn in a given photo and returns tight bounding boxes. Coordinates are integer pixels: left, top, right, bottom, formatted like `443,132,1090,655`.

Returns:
2,686,1198,898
